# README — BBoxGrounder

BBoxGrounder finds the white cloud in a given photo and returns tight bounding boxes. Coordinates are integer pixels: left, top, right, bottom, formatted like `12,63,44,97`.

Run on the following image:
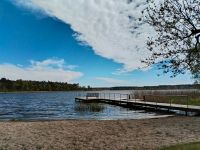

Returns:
0,58,83,82
14,0,154,72
66,65,78,70
96,77,128,86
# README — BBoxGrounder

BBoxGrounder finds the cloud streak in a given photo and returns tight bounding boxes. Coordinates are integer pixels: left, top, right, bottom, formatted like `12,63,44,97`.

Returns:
14,0,154,72
0,58,83,82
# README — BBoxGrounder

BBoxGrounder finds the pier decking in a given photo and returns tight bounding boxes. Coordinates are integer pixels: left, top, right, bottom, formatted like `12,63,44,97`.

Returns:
75,93,200,116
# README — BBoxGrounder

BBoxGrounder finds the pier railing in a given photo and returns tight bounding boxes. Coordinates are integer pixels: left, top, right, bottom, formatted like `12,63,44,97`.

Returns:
75,92,198,107
75,92,131,100
99,93,130,100
75,92,200,115
143,94,189,107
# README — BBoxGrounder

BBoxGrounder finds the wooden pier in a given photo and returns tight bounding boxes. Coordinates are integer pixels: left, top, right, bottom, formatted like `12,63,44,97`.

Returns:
75,93,200,116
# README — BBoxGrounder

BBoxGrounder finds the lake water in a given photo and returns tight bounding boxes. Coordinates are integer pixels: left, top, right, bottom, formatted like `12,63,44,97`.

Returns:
0,91,165,121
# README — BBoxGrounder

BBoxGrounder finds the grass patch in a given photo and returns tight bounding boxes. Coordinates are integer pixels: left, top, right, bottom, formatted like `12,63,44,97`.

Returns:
188,98,200,106
162,142,200,150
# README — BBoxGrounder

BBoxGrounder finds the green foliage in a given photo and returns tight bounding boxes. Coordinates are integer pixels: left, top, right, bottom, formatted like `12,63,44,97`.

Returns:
162,142,200,150
0,78,87,92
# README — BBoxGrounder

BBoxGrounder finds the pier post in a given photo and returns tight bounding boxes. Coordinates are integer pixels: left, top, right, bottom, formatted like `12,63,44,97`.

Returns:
120,94,121,104
168,98,172,112
145,95,147,110
143,95,146,103
186,96,189,116
156,97,157,110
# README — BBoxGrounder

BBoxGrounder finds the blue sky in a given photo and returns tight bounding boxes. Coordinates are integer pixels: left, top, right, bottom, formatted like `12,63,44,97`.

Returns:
0,0,193,87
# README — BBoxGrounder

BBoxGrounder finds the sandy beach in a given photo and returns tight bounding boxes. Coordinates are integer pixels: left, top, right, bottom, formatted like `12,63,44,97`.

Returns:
0,116,199,150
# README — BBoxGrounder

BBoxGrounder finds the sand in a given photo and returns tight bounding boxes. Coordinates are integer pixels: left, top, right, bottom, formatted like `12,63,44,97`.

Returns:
0,116,199,150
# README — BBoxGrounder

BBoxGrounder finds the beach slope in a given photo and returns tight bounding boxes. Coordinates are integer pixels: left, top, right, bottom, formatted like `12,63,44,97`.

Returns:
0,117,199,150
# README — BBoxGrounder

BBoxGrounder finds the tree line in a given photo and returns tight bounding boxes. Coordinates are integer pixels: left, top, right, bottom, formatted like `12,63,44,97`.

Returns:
0,78,88,92
110,84,200,91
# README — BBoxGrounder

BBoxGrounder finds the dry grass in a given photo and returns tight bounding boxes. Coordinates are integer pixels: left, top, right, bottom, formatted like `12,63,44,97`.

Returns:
131,90,200,106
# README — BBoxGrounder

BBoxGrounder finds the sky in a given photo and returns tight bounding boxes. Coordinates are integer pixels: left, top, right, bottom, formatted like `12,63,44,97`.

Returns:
0,0,194,87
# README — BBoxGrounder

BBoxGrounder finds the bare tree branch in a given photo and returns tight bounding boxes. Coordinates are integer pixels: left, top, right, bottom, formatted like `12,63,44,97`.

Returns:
142,0,200,81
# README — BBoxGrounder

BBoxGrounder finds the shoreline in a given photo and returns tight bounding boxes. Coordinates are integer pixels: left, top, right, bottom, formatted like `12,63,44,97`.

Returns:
0,116,199,150
0,91,85,94
0,114,174,122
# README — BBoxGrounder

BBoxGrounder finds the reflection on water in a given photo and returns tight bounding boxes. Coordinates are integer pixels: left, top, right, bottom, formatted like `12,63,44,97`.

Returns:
0,91,164,121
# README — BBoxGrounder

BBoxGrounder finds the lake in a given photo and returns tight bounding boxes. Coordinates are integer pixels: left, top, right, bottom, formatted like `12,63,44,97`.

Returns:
0,91,165,121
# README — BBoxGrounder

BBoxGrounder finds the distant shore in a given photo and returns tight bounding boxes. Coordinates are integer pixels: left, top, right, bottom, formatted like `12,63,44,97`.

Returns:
0,116,199,150
0,91,83,94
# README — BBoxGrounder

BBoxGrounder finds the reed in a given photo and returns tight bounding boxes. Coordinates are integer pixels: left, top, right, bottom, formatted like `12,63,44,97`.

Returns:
131,89,200,106
74,102,105,112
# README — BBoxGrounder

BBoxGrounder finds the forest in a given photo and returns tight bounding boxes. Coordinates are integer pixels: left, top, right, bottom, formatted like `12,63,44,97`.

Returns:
0,78,87,92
